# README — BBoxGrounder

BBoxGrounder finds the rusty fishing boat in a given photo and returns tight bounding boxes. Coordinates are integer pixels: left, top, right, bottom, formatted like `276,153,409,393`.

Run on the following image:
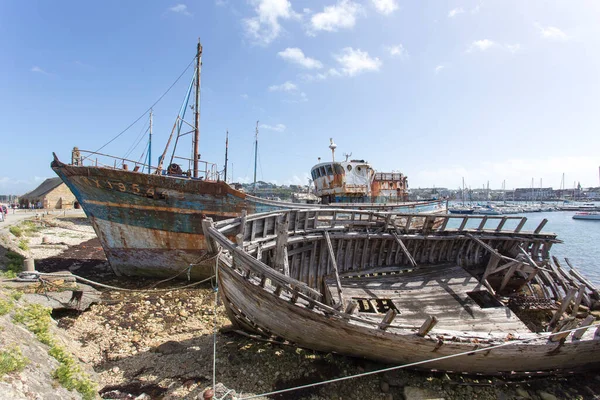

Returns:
204,210,600,374
50,41,442,280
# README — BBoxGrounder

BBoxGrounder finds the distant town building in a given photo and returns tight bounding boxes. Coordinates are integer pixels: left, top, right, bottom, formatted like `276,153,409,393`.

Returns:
19,178,77,209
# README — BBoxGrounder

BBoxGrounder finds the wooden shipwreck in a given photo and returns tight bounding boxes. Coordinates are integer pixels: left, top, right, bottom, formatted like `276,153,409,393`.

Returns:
204,210,600,374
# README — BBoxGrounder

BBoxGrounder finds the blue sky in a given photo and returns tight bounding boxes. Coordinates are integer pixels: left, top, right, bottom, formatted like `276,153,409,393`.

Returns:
1,0,599,195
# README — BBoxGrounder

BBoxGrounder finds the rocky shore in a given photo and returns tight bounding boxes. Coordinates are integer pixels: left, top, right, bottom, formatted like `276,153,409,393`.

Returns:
1,212,600,399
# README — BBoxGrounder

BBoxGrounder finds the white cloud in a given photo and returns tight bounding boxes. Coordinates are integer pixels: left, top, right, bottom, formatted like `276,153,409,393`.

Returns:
277,48,323,69
371,0,398,15
168,4,192,16
448,7,464,18
309,0,362,33
434,65,445,74
506,43,521,53
467,39,496,52
385,44,407,58
240,93,249,99
244,0,299,46
283,91,308,103
268,81,298,91
30,66,50,75
260,123,286,132
334,47,382,77
535,23,568,41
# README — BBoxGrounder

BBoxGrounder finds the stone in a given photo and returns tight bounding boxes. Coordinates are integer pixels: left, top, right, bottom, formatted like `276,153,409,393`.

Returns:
381,381,390,393
538,391,558,400
179,309,189,317
403,386,445,400
516,387,531,398
156,340,186,354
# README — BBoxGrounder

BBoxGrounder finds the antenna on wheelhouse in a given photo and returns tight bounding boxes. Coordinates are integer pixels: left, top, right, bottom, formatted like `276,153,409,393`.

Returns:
329,138,337,162
253,121,259,193
193,38,202,178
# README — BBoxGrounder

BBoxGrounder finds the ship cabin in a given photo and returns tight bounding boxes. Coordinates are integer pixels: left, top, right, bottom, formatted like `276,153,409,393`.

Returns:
372,172,409,202
310,160,374,204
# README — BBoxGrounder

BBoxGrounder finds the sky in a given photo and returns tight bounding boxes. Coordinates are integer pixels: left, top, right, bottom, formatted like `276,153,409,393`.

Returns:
1,0,600,195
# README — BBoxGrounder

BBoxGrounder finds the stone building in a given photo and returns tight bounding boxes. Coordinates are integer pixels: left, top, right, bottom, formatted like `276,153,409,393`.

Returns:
19,178,77,209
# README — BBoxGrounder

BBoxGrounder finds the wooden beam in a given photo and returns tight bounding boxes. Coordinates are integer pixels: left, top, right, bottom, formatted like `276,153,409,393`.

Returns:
417,316,438,337
534,218,548,234
274,214,290,276
514,217,527,233
549,288,578,328
378,309,397,330
324,230,344,305
392,232,417,267
499,262,520,292
570,286,586,317
573,315,596,340
549,317,578,342
238,209,247,240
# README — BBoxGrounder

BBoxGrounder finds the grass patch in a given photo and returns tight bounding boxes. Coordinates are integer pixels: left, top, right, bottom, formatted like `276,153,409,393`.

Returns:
2,251,24,278
10,291,23,301
18,239,29,251
0,346,29,376
0,299,13,315
13,304,97,399
9,226,22,237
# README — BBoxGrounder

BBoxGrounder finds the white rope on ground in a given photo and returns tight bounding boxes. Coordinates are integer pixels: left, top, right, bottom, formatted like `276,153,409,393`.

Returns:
212,252,220,391
18,271,215,293
236,323,600,400
15,250,222,293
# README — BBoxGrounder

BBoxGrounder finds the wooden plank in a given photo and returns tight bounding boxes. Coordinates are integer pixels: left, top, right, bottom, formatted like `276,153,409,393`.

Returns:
324,230,344,305
573,315,596,340
570,286,586,317
477,216,488,231
307,242,317,286
499,262,520,292
378,309,397,330
514,217,527,233
239,209,247,240
549,317,578,342
274,214,290,276
458,216,469,231
566,258,599,293
549,288,578,327
534,218,548,234
250,219,258,241
417,316,438,337
439,216,450,232
495,217,508,232
361,237,369,268
392,232,417,267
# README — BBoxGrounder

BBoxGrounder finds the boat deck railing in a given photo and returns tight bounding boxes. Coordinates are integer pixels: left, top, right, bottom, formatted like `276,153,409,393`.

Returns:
74,149,219,180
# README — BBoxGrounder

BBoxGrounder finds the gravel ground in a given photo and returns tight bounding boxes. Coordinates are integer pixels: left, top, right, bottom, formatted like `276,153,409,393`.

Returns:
4,214,600,400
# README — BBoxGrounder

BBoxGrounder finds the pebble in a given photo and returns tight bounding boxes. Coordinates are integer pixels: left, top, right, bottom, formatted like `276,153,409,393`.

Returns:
538,392,558,400
381,381,390,393
516,388,531,398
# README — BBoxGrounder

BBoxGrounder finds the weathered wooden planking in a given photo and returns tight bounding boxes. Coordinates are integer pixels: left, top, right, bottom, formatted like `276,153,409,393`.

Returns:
326,264,529,333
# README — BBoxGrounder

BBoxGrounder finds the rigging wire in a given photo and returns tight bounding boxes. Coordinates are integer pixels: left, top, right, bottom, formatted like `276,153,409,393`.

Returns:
83,56,196,160
123,120,150,160
137,138,150,165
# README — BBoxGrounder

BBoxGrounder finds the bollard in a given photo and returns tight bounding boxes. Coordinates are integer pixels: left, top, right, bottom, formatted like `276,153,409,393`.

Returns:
24,258,36,272
203,389,214,400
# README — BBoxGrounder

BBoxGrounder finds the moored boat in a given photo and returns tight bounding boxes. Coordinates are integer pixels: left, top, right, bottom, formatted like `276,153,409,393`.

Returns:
204,210,600,374
573,212,600,221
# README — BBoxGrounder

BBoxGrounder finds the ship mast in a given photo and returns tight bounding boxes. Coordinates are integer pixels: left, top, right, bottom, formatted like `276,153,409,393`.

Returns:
148,109,153,174
193,39,203,178
224,130,229,183
253,121,258,193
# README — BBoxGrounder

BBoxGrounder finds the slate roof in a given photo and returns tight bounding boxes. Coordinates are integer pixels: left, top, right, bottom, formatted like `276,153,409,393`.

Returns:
21,178,64,199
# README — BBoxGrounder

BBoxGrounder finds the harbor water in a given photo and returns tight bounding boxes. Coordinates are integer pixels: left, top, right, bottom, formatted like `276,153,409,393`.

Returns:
446,210,600,285
517,211,600,286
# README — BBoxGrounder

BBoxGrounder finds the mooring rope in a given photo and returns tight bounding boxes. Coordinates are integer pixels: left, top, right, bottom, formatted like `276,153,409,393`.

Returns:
236,323,600,400
212,253,220,391
15,251,222,293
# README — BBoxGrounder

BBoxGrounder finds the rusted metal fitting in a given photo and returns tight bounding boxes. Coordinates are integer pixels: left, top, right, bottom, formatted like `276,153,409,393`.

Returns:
203,388,214,400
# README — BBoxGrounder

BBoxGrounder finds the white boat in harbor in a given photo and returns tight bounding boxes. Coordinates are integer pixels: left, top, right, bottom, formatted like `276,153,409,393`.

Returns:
573,212,600,221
